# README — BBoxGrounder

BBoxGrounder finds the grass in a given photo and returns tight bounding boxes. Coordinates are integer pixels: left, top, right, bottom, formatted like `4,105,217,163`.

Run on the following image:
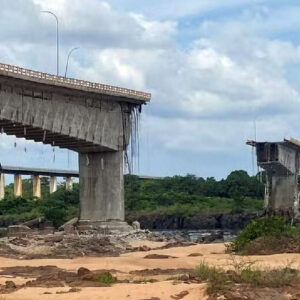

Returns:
192,259,300,296
94,272,116,285
194,262,229,294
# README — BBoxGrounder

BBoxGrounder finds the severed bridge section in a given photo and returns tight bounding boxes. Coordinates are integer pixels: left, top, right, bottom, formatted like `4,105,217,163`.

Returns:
0,63,151,231
247,138,300,218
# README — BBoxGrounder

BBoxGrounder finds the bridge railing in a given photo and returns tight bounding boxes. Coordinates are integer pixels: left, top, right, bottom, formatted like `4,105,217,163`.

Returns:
0,62,151,101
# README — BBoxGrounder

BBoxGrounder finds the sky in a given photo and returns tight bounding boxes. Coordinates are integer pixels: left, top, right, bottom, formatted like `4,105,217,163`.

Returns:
0,0,300,179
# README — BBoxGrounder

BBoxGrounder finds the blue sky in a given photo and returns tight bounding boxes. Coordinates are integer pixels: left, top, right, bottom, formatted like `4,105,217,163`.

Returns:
0,0,300,180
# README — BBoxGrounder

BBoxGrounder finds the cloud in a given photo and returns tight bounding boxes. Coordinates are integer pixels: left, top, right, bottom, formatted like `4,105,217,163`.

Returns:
0,0,300,178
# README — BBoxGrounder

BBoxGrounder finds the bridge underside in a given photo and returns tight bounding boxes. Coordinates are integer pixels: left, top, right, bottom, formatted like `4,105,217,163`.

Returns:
0,120,110,153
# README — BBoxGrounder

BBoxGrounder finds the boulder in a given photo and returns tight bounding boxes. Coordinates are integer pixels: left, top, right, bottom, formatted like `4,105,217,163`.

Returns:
132,220,140,230
8,225,31,237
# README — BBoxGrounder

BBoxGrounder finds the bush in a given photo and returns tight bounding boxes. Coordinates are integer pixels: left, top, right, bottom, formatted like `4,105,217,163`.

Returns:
231,216,293,253
95,272,116,284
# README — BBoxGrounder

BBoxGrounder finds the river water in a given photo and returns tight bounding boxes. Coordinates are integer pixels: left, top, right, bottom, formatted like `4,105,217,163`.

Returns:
153,229,238,242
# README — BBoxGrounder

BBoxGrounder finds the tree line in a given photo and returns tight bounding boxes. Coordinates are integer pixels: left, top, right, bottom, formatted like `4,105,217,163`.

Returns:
0,170,264,227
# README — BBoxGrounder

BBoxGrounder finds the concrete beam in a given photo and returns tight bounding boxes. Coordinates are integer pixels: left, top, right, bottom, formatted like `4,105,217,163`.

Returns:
32,175,41,199
0,174,5,200
50,176,57,194
65,177,73,191
14,175,22,197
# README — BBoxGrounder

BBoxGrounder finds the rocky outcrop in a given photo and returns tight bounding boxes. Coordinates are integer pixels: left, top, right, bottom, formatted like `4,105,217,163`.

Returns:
126,211,264,230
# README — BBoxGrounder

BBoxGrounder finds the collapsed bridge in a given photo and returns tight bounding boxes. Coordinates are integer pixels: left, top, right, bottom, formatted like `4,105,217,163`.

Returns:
247,138,300,218
0,63,151,231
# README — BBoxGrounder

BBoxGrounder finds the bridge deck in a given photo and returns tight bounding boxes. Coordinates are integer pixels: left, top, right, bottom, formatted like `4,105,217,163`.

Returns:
0,166,163,180
1,166,79,178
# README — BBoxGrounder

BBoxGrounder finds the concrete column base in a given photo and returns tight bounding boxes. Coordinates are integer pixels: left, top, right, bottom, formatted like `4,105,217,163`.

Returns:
77,220,133,234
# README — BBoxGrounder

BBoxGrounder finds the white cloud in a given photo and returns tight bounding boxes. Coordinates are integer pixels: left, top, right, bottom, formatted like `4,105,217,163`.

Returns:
0,0,300,177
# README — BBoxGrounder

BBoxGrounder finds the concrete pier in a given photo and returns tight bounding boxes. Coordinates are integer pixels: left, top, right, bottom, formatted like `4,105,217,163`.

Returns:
79,151,124,221
50,176,57,194
247,138,300,217
0,174,5,200
78,151,131,231
14,175,22,197
32,175,41,198
65,177,73,191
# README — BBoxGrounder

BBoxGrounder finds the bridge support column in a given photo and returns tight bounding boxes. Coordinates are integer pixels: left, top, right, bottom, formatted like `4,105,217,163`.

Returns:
14,175,22,197
33,175,41,199
50,176,57,194
65,177,73,191
0,174,5,200
78,151,131,232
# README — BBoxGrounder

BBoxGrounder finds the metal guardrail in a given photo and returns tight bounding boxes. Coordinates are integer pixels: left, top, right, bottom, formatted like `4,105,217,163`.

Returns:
0,62,151,101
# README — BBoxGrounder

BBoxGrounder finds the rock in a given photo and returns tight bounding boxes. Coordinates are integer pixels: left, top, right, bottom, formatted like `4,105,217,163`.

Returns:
59,217,78,232
77,267,92,277
8,225,31,237
132,220,141,230
187,253,203,257
0,227,8,237
44,234,64,243
9,237,30,247
144,254,177,259
5,280,16,289
133,245,151,252
171,290,189,299
22,217,44,228
126,211,264,230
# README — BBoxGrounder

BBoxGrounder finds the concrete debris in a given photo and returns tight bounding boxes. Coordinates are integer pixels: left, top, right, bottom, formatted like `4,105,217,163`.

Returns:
7,225,31,237
132,220,141,230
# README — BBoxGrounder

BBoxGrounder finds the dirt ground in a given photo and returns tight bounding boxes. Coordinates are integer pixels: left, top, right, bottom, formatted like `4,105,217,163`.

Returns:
0,242,299,300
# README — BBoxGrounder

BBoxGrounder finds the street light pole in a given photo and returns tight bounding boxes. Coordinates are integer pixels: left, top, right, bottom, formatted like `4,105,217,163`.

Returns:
65,47,79,77
41,10,59,76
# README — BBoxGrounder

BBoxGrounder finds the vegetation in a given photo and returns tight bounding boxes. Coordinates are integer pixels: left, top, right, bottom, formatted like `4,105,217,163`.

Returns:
125,170,264,214
0,178,79,227
95,272,116,285
193,260,300,295
230,216,300,254
0,170,264,227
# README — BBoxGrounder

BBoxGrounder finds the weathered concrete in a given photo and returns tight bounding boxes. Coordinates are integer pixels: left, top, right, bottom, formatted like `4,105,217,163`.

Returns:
0,63,150,230
14,175,22,197
32,175,41,198
79,151,124,222
49,176,57,194
0,173,5,200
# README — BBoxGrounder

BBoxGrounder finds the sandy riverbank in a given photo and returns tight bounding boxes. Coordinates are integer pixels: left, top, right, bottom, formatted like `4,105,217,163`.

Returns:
0,242,299,300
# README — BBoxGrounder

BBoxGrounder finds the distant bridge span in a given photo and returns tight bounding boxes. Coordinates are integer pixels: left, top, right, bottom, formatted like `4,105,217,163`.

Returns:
0,165,162,201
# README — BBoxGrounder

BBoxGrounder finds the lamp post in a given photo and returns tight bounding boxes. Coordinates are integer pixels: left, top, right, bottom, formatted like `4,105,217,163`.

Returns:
65,47,79,77
41,10,59,76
